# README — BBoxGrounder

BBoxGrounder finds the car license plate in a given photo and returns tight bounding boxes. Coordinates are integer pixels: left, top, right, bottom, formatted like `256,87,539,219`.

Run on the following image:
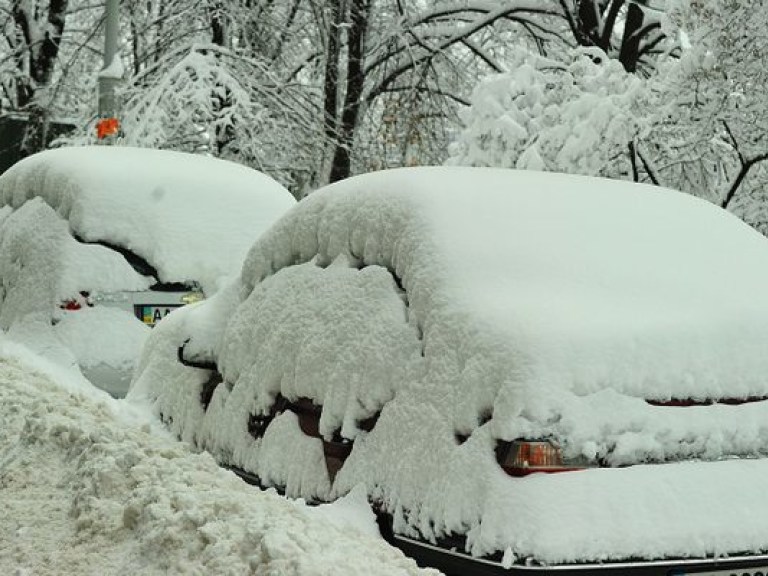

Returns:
136,305,181,326
679,568,768,576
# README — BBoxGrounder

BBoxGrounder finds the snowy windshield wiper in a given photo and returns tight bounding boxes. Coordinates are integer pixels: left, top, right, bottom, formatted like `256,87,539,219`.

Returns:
75,234,158,281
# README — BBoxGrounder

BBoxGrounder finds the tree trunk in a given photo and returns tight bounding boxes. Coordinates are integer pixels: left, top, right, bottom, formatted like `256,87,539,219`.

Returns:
322,0,343,155
566,0,661,74
209,1,236,155
13,0,70,157
329,0,368,183
209,1,227,47
20,103,50,157
618,3,644,73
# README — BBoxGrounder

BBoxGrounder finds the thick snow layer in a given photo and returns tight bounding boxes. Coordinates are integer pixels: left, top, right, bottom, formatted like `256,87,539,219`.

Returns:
242,167,768,403
0,338,439,576
0,200,152,394
218,257,423,440
54,307,149,370
131,167,768,564
0,199,150,328
0,146,296,293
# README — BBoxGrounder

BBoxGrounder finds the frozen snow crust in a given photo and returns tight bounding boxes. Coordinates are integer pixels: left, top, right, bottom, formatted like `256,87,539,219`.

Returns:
0,146,296,294
132,167,768,564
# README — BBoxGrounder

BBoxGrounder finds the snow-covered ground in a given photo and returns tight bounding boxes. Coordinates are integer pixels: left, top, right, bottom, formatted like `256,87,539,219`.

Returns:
0,335,439,576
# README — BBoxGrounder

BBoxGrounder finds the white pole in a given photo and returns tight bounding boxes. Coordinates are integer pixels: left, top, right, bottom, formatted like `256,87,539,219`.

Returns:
97,0,120,118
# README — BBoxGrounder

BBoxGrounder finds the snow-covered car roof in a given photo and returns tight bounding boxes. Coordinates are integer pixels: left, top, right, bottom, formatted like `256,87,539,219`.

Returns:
243,166,768,410
0,146,296,292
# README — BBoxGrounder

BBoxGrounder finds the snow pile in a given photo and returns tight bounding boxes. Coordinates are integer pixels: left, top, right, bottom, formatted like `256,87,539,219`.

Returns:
0,146,296,294
132,167,768,563
53,306,151,396
0,346,439,576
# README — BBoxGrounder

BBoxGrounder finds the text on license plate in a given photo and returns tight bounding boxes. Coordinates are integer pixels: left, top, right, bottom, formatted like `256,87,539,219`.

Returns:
136,305,181,326
680,567,768,576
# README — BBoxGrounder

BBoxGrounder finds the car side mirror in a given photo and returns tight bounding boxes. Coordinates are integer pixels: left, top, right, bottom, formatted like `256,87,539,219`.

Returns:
177,338,217,370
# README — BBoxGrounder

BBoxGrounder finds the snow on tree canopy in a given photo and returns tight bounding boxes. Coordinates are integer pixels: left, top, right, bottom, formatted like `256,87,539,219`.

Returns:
0,146,296,293
132,166,768,564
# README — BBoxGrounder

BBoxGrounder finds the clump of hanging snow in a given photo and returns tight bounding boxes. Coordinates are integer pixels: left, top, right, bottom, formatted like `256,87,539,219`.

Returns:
0,344,438,576
129,304,211,439
98,54,125,79
0,146,296,294
218,257,423,440
0,199,151,393
132,256,423,501
54,307,149,370
173,280,241,363
132,166,768,564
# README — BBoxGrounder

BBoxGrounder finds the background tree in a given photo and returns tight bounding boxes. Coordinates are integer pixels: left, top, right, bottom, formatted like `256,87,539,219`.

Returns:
57,0,571,193
322,0,566,182
1,0,72,155
558,0,672,74
646,0,768,231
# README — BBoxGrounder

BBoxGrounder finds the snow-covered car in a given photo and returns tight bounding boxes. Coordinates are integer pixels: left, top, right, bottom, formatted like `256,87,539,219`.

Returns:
0,146,295,397
130,167,768,575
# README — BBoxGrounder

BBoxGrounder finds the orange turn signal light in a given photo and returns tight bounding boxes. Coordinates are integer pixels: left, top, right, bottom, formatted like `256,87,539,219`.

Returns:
96,117,120,139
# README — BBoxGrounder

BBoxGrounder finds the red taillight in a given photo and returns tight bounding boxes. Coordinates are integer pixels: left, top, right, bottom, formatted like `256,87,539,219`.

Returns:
59,291,91,311
496,440,588,477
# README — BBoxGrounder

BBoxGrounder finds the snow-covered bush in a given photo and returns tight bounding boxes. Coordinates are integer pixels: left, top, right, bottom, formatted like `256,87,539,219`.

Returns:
447,47,653,179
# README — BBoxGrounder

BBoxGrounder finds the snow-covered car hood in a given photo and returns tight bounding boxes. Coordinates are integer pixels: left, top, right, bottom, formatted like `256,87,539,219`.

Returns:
0,146,296,293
